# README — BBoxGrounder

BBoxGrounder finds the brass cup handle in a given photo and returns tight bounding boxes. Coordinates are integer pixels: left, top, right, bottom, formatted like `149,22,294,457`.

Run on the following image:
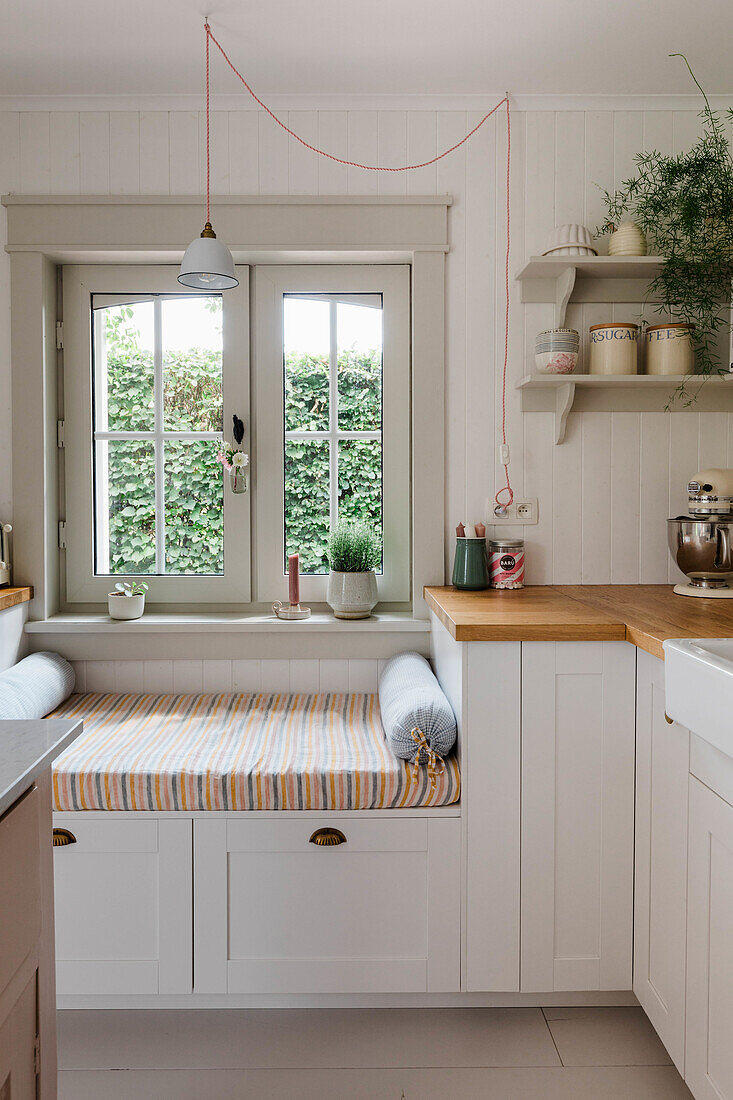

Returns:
309,827,347,847
53,828,77,847
664,713,674,725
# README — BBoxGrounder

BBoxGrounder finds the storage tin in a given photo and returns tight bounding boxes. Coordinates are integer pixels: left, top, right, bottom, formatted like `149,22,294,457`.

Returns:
588,322,639,375
644,322,695,376
489,538,525,590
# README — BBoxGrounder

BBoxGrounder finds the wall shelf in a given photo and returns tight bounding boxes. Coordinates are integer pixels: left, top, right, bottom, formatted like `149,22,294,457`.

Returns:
517,374,733,444
517,255,665,326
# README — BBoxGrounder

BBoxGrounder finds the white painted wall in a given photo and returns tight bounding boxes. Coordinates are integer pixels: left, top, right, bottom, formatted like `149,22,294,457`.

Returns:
0,104,729,586
71,657,386,695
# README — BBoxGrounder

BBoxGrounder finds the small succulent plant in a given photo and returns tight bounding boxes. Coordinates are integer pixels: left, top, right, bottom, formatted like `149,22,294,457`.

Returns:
114,580,149,598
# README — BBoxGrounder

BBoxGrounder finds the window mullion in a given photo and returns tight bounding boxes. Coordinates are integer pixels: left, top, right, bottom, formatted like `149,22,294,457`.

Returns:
329,299,338,530
153,298,165,574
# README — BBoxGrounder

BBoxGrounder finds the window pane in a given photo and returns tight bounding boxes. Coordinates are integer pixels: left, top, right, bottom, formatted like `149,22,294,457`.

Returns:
98,439,156,575
163,296,223,432
338,440,383,570
97,302,154,432
337,298,382,431
164,440,224,575
284,297,329,431
284,439,330,574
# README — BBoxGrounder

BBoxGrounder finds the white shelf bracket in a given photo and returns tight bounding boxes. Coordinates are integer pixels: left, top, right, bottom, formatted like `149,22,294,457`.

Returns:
555,382,575,444
554,266,576,328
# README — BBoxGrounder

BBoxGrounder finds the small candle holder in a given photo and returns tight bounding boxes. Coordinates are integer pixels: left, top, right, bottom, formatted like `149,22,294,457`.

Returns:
272,601,312,620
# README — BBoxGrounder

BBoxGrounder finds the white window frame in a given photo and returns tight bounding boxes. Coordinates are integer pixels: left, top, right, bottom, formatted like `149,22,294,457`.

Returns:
254,265,411,605
62,265,250,604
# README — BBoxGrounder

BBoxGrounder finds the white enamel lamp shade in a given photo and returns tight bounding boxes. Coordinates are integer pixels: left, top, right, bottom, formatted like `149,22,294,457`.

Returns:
178,222,238,290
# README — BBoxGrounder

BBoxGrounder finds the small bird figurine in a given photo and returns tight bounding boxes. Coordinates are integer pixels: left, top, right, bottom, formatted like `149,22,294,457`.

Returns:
232,414,245,444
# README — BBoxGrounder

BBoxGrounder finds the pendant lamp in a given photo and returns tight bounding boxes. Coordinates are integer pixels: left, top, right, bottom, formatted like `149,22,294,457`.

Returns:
179,23,238,290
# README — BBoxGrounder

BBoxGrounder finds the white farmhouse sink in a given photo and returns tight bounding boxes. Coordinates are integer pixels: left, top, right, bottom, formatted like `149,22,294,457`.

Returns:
664,638,733,757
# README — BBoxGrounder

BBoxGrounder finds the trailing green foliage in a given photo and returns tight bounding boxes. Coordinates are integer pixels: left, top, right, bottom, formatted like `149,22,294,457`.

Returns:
103,306,382,577
327,519,382,573
598,55,733,401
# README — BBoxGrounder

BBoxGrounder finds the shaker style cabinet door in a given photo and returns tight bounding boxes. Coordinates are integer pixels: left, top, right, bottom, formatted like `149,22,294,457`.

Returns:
633,650,689,1075
686,776,733,1100
54,815,192,997
520,641,636,992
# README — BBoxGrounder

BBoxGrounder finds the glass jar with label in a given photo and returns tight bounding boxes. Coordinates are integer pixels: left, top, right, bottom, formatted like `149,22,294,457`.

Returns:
489,538,525,589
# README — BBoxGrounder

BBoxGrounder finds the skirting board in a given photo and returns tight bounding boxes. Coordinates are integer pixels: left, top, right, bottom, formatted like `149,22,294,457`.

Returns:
58,990,638,1010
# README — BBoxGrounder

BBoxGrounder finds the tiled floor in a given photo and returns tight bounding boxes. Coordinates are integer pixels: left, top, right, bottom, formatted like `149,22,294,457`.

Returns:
58,1006,693,1098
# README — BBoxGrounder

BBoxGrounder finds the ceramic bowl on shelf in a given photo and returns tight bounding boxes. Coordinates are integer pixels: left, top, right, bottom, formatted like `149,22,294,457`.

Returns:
542,224,598,257
535,350,578,375
534,328,579,374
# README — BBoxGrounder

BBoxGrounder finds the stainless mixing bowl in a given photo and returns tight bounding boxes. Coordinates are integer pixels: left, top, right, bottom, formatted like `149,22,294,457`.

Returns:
667,517,733,587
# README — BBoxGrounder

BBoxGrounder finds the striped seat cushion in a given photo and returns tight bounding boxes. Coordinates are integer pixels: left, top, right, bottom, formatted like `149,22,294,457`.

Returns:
50,692,460,811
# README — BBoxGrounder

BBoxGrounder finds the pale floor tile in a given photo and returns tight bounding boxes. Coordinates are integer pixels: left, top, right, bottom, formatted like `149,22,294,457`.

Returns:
58,1008,560,1070
544,1006,673,1066
58,1065,693,1100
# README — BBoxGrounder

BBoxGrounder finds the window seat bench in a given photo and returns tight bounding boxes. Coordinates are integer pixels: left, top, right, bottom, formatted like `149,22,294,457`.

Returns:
50,691,461,1003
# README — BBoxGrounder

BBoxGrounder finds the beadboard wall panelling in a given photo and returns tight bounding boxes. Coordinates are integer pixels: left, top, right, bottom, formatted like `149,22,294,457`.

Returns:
0,105,730,587
71,659,384,695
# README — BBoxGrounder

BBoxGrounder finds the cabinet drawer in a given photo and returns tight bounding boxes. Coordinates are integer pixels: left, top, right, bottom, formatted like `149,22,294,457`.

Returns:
195,815,461,996
0,788,40,994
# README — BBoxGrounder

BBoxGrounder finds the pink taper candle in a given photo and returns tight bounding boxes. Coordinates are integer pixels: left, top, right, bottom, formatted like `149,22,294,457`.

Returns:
288,553,300,606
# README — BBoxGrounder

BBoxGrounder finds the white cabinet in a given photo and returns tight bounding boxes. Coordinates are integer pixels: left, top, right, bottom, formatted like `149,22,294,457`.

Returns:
520,641,636,991
634,650,689,1074
54,814,192,997
686,776,733,1100
193,813,461,996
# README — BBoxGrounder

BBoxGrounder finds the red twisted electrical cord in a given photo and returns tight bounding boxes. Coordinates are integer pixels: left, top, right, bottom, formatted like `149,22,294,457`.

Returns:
495,96,513,509
202,20,513,510
204,22,507,172
205,21,210,223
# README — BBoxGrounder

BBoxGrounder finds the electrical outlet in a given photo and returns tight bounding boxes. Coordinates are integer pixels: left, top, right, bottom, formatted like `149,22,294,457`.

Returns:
490,497,538,525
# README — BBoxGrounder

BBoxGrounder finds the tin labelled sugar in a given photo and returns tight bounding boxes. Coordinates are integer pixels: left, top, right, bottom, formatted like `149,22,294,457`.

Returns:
489,539,525,590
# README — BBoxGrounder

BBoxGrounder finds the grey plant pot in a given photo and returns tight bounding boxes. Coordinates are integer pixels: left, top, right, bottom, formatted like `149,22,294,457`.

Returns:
326,570,378,619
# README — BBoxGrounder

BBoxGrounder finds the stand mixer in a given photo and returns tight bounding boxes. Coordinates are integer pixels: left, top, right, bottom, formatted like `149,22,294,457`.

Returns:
668,469,733,597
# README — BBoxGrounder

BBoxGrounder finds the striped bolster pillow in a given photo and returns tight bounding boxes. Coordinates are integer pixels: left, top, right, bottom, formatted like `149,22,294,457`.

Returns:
0,652,76,720
378,651,457,764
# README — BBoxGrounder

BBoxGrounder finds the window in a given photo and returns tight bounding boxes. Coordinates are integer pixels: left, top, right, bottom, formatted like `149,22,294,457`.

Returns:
92,294,224,577
61,263,409,608
62,267,250,604
255,266,410,604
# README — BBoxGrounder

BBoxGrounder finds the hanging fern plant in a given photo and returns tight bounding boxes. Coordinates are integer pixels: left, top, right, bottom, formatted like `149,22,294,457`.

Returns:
598,55,733,401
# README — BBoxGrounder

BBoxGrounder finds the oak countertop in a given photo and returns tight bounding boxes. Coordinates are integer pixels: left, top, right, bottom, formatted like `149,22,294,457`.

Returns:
424,585,733,660
0,586,32,614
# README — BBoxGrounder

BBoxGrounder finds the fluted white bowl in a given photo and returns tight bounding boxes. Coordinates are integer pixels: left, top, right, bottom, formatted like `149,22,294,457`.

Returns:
543,224,597,257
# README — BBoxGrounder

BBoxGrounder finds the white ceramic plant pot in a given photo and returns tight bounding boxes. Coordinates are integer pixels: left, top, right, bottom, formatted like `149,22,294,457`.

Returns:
327,570,378,619
108,593,145,620
608,221,647,256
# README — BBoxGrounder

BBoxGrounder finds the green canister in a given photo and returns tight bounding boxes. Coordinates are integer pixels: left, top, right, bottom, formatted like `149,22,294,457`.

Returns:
452,537,490,590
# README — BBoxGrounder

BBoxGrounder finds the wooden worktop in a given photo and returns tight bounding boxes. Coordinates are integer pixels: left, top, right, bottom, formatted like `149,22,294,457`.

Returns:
0,586,32,614
424,585,733,660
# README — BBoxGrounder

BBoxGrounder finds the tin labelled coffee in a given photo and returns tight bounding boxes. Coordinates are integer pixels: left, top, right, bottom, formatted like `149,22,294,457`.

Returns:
489,539,525,589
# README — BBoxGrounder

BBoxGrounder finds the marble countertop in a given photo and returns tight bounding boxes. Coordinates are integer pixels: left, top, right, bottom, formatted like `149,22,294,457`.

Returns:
0,718,83,817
